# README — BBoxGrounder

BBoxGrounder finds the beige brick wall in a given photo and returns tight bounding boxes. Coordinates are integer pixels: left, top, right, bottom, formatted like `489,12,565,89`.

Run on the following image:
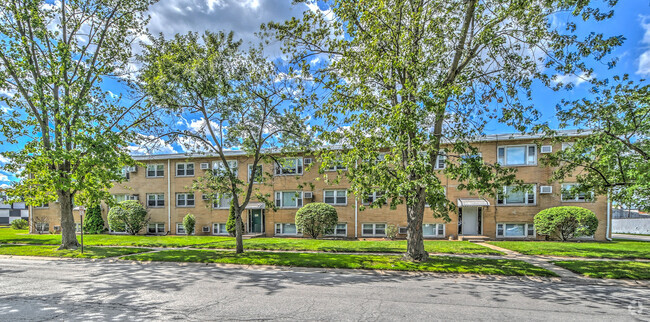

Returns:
31,138,611,240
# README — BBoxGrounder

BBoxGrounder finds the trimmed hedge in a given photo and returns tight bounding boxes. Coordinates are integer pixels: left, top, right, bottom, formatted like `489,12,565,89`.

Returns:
295,202,338,239
534,206,598,241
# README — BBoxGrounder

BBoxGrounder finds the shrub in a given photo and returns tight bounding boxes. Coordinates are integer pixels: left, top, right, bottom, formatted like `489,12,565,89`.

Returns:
11,219,29,230
226,202,237,236
83,205,105,234
183,213,196,235
295,202,338,239
107,200,149,235
386,224,398,240
534,206,598,241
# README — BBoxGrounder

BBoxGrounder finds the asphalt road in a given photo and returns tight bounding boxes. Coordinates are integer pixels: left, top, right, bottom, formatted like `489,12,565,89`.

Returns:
0,257,648,321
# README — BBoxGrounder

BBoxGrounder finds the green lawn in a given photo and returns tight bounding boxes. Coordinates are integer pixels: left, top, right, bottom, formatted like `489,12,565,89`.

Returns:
553,260,650,279
0,228,501,255
122,249,555,277
0,244,151,259
194,238,503,255
488,240,650,259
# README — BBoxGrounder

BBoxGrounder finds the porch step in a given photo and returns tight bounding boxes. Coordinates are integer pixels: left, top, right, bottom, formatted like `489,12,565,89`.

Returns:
460,235,490,243
242,233,265,240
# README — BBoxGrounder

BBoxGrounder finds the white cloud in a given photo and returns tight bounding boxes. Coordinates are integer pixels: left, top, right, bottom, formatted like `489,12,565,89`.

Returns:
552,72,594,86
637,15,650,76
0,183,11,189
0,155,10,165
128,134,177,155
0,173,8,181
178,136,213,153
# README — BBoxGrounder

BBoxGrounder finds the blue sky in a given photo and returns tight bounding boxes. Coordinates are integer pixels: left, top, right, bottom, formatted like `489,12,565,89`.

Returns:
1,0,649,187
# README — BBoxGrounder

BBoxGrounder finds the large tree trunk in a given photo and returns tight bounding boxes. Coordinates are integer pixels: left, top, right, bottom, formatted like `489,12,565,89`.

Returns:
234,210,244,254
58,190,79,250
404,189,429,261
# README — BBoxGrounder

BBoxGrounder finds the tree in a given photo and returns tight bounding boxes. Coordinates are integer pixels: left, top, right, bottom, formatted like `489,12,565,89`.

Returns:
83,205,105,234
107,200,149,235
183,214,196,235
0,0,155,249
534,206,598,241
138,31,311,253
226,202,237,237
295,202,338,239
544,76,650,210
267,0,621,261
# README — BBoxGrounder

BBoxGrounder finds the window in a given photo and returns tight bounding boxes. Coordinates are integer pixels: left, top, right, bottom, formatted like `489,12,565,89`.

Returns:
435,151,446,169
176,223,186,235
497,145,537,166
146,164,164,178
423,223,445,237
213,194,232,209
562,142,574,150
497,185,536,205
561,183,592,202
363,191,385,205
275,158,303,175
324,190,347,206
146,194,164,208
113,194,138,203
213,223,228,235
147,223,165,234
176,193,195,207
75,223,82,233
496,223,535,238
35,222,49,232
34,203,49,209
214,160,238,177
326,223,347,236
248,164,263,183
176,162,195,177
274,191,303,208
362,223,386,237
325,159,347,171
275,223,299,235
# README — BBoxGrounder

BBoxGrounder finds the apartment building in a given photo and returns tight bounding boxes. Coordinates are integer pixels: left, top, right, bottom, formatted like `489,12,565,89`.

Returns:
29,131,612,241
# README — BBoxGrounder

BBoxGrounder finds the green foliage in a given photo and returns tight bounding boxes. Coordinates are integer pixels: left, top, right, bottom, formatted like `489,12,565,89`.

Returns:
534,207,598,241
226,202,237,237
0,0,154,248
295,203,338,239
83,205,105,234
107,201,149,235
385,225,398,240
183,214,196,235
265,0,621,260
10,219,28,230
545,76,650,210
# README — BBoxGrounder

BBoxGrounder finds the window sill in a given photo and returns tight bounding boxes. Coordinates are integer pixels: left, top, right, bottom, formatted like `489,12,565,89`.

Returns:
146,176,164,179
325,203,348,207
147,206,165,208
175,205,195,208
175,175,195,178
499,164,538,167
496,204,536,207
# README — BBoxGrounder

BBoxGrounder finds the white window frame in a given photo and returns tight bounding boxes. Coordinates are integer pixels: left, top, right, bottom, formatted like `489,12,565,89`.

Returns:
361,223,387,237
176,162,195,177
325,159,347,171
561,183,593,202
274,191,303,208
422,223,445,237
212,194,232,209
325,223,347,236
248,164,263,183
497,185,536,206
496,223,535,238
275,223,300,235
147,223,165,234
213,223,229,235
213,160,238,177
35,222,49,232
146,164,164,178
176,223,187,235
146,194,165,208
275,157,303,176
323,190,347,206
113,194,138,203
34,203,49,209
497,145,537,166
362,191,385,205
435,151,446,170
176,193,195,207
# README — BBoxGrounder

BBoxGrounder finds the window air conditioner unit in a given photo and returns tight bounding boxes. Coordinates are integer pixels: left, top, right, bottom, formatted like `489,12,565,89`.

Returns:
131,194,140,201
303,191,313,199
202,226,210,233
398,227,408,234
540,186,553,194
540,145,553,154
128,166,137,172
200,162,210,170
303,158,312,165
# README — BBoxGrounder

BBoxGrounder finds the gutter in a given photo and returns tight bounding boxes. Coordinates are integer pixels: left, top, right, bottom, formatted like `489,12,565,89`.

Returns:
167,158,171,234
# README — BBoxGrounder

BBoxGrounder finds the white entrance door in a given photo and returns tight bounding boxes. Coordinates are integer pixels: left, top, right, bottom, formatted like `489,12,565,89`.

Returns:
462,207,479,235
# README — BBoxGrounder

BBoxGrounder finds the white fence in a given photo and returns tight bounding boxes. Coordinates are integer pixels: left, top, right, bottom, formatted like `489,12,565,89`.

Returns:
612,218,650,235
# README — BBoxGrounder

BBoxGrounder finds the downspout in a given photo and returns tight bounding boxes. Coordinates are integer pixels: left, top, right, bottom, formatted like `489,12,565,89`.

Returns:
606,189,612,241
167,158,171,234
354,197,358,239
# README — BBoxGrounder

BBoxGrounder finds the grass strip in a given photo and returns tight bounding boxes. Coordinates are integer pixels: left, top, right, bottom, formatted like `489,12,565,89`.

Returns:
123,249,555,277
553,260,650,279
0,244,152,259
488,240,650,259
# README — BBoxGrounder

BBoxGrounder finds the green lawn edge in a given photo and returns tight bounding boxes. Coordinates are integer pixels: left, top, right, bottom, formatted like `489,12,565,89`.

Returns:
553,260,650,280
0,244,152,259
488,240,650,259
122,249,555,277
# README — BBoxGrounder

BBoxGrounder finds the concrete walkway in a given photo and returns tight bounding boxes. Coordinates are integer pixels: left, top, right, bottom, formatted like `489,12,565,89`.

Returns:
613,233,650,241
